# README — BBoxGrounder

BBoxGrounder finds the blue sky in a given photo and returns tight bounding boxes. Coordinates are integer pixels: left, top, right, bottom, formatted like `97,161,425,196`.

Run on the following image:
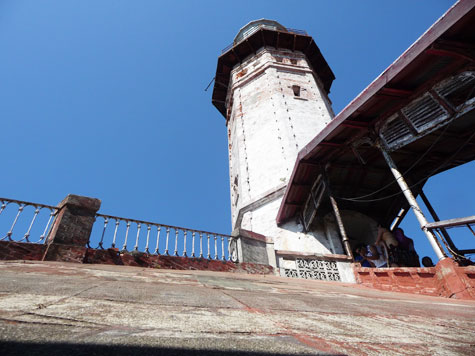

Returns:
1,1,473,261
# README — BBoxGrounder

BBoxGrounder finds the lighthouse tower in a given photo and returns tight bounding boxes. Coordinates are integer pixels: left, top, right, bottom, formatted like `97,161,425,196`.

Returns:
212,20,353,281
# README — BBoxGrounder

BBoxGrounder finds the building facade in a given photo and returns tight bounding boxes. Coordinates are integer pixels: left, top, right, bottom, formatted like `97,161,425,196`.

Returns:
212,20,356,282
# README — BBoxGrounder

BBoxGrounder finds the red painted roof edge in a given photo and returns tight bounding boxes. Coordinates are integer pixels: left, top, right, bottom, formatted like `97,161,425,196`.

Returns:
276,0,475,225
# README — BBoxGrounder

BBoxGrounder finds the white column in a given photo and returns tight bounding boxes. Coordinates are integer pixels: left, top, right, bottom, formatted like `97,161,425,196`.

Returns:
379,144,446,260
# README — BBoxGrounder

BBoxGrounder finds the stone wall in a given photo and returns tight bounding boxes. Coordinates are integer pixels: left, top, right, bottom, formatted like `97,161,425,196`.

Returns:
0,241,46,261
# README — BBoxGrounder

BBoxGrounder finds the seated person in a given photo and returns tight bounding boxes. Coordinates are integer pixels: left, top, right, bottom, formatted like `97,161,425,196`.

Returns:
390,228,421,267
393,227,414,251
421,256,435,267
354,244,375,268
376,225,398,249
361,244,387,268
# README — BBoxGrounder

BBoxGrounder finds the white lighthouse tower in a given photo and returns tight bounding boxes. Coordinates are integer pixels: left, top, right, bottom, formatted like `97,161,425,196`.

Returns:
212,20,354,282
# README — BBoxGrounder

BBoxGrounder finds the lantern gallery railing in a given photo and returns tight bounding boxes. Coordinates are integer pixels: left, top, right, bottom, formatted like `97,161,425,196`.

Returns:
0,198,58,244
93,213,237,261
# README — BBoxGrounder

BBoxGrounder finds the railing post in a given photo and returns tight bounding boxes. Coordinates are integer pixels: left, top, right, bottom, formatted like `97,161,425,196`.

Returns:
45,194,101,262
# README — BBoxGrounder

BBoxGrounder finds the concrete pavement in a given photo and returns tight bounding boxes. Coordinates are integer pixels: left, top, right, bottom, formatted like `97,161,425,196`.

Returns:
0,260,474,355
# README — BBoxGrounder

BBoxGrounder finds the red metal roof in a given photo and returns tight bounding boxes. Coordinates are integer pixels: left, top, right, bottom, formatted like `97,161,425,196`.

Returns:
277,0,475,226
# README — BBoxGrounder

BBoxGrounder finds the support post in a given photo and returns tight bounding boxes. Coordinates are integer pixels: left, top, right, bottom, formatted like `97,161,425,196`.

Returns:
329,195,353,259
378,145,446,260
419,189,459,253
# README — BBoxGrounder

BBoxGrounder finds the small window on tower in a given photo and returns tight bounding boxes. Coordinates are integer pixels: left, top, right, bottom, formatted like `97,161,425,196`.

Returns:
290,59,297,65
275,56,283,63
292,85,301,97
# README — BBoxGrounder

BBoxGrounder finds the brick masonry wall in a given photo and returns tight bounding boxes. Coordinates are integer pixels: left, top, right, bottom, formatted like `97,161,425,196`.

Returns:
0,241,46,261
0,241,274,275
354,260,475,300
354,265,441,296
84,248,274,274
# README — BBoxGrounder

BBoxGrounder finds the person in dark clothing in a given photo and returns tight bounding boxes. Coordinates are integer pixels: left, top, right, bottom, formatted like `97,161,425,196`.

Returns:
422,256,435,267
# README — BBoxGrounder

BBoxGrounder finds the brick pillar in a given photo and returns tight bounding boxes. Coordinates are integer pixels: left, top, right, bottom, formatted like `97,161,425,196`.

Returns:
435,258,475,300
231,228,275,267
44,194,101,263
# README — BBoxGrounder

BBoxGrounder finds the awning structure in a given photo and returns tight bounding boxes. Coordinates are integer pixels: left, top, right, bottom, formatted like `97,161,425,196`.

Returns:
277,1,475,233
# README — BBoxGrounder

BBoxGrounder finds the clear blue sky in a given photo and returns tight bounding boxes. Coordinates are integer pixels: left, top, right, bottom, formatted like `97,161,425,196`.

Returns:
1,1,473,261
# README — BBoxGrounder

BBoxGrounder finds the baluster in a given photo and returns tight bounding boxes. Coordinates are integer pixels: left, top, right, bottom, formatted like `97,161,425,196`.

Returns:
221,236,225,261
133,223,141,251
183,230,187,257
214,234,218,260
199,232,203,258
40,210,55,244
228,237,238,263
122,221,131,251
164,227,170,255
207,234,211,259
145,225,151,253
3,205,24,241
191,232,196,257
111,220,120,248
22,207,40,242
98,218,108,249
154,226,161,254
174,229,179,256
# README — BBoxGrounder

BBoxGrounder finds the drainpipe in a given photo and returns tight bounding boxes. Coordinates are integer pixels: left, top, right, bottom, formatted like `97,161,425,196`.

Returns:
378,143,446,260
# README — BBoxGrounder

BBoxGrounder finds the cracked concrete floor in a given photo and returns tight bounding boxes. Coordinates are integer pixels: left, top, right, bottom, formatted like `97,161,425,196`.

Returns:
0,261,474,355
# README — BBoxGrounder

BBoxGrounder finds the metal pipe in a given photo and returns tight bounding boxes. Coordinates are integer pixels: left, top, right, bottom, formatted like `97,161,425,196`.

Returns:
174,229,179,256
199,233,203,258
99,218,108,249
40,211,55,244
133,223,141,251
390,207,408,231
221,236,225,260
165,227,170,255
419,189,459,253
468,224,475,237
3,205,24,241
207,234,211,259
329,196,353,259
111,220,119,248
22,208,40,242
379,144,446,260
122,221,131,251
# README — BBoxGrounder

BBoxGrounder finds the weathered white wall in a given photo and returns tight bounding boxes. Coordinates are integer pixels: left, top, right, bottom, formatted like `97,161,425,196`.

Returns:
227,47,333,228
225,45,354,279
